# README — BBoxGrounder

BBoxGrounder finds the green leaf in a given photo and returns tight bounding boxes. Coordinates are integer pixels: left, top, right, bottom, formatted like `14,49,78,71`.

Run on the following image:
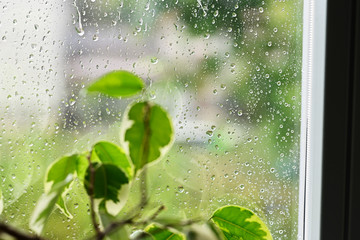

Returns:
125,102,173,172
210,205,272,240
87,70,144,97
92,141,133,179
145,223,185,240
45,154,88,191
45,154,88,216
30,175,73,234
132,231,154,240
56,195,72,219
84,163,129,203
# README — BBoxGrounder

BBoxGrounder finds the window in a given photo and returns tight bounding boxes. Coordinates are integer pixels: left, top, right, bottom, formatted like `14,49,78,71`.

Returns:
1,0,358,240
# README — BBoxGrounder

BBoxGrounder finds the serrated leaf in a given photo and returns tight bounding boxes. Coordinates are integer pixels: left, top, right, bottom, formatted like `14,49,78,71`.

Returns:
84,163,129,203
145,223,185,240
125,102,173,172
30,174,73,234
210,206,272,240
92,141,133,179
45,154,88,216
87,70,144,97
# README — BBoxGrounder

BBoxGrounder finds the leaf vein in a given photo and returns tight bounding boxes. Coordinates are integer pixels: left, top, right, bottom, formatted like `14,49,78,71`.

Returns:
166,233,175,240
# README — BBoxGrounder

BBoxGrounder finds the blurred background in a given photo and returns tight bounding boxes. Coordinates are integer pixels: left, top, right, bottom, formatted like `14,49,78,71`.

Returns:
0,0,303,239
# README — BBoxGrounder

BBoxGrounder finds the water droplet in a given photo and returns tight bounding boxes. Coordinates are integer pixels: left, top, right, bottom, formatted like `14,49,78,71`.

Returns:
149,91,156,99
76,27,84,36
178,186,184,193
213,10,219,17
213,89,218,95
69,98,76,106
259,7,264,13
206,130,213,137
151,57,158,64
74,1,84,36
211,175,215,181
237,110,243,116
268,41,272,47
239,184,245,190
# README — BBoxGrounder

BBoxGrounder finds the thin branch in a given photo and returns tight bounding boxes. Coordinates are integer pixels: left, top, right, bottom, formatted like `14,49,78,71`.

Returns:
96,218,133,240
140,101,152,207
0,222,44,240
86,152,101,237
96,205,166,240
148,205,165,222
139,168,148,209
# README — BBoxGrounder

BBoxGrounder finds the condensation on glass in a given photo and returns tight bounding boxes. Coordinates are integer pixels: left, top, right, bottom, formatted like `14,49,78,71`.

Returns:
0,0,303,239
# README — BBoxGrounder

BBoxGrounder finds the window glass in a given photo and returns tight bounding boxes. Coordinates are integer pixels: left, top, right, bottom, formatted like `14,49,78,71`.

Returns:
0,0,303,239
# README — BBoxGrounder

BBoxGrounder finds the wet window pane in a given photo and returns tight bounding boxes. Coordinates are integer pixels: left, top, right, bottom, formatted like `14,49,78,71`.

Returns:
1,0,303,239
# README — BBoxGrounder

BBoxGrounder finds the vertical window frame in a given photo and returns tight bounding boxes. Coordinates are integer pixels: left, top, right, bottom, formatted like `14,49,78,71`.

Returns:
321,0,360,240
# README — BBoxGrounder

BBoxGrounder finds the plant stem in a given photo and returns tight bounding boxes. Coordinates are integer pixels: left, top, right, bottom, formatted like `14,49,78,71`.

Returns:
87,152,102,237
140,102,151,207
0,222,43,240
96,218,133,240
96,205,165,240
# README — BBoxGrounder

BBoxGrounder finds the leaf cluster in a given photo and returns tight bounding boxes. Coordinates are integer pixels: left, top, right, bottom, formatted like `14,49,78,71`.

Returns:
1,71,272,240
